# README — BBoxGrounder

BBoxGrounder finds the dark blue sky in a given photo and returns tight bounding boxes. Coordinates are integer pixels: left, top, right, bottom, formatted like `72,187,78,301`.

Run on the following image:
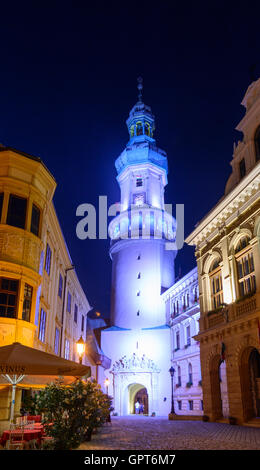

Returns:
0,1,259,318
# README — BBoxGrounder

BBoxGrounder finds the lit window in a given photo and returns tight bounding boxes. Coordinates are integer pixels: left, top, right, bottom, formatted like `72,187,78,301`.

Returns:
209,260,223,309
7,194,27,229
236,242,256,297
39,309,46,343
22,284,33,322
64,339,70,360
144,122,150,136
54,327,60,355
45,244,52,275
31,204,40,236
130,125,135,137
0,278,18,319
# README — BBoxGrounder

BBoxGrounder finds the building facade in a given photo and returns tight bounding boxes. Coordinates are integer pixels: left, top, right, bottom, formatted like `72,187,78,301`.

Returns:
0,145,93,420
100,83,177,416
162,268,203,416
186,78,260,425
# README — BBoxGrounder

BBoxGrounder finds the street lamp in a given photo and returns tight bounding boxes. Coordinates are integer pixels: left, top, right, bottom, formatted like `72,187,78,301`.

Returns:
76,336,85,364
169,366,175,415
104,378,110,395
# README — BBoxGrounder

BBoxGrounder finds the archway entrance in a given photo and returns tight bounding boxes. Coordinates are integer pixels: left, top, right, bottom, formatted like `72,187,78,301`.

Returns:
240,347,260,420
128,383,148,415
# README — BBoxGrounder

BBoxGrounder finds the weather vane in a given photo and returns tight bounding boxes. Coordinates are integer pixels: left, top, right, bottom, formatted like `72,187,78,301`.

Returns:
137,76,143,101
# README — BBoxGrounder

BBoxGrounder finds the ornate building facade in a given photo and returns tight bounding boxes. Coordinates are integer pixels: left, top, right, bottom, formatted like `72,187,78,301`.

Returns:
100,81,177,416
186,78,260,425
162,268,204,417
0,145,97,420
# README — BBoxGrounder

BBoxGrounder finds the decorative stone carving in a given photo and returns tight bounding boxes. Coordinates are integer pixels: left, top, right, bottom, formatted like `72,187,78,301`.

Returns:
111,353,160,373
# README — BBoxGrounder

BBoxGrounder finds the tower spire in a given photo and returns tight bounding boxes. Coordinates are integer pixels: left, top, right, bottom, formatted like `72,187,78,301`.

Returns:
137,76,143,102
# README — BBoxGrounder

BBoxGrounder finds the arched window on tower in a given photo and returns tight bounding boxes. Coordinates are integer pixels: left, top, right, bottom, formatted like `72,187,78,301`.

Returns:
254,126,260,162
144,122,150,136
130,125,135,137
136,122,143,136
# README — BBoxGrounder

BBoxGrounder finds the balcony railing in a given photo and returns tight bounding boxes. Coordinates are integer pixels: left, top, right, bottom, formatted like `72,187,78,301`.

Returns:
201,293,259,331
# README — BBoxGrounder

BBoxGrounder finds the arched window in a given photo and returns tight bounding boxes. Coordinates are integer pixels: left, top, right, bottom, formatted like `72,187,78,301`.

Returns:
188,363,193,383
130,125,135,137
177,366,181,386
144,122,150,136
209,259,223,309
254,126,260,162
235,236,256,297
136,122,143,136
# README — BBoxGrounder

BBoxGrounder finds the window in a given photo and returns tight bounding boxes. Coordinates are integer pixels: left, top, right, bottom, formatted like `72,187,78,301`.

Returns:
0,193,4,221
188,363,193,383
176,331,180,350
137,291,140,296
74,304,78,323
130,125,134,137
236,243,256,297
136,178,143,187
136,122,143,136
67,291,71,313
194,286,198,303
65,339,70,360
134,194,145,206
45,244,52,275
30,204,40,236
209,260,223,309
54,327,60,355
58,274,63,299
177,366,181,386
174,300,179,316
177,401,182,411
189,400,193,411
144,122,150,136
254,126,260,162
186,325,191,346
201,400,203,411
137,272,141,279
7,194,27,229
235,236,249,253
0,278,18,318
22,284,33,322
81,314,84,332
239,158,246,179
137,254,141,260
137,310,140,316
39,309,46,342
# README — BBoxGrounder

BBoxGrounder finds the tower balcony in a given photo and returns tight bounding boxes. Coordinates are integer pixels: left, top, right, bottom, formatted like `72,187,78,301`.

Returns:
108,206,176,245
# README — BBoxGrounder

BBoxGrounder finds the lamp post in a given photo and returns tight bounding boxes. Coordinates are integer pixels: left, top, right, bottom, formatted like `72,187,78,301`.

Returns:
169,366,175,416
76,336,85,365
104,378,109,395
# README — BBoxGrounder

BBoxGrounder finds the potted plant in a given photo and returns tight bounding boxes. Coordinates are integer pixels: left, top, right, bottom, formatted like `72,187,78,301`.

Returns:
186,381,193,388
151,412,156,417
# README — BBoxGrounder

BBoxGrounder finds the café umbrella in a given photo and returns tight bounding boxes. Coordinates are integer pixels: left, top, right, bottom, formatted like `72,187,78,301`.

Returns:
0,342,91,423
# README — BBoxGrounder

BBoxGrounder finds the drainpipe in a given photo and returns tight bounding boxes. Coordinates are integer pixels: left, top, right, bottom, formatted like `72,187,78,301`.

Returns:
59,265,75,358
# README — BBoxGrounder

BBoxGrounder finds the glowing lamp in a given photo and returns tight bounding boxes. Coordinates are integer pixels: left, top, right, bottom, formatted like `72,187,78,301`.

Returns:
76,336,85,364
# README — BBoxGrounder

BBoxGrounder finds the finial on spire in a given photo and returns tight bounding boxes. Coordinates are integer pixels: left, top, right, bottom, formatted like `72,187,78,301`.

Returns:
137,76,143,102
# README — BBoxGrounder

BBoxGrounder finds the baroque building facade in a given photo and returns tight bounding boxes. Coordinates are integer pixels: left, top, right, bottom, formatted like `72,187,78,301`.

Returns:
186,78,260,425
162,268,204,417
0,145,100,420
100,82,177,416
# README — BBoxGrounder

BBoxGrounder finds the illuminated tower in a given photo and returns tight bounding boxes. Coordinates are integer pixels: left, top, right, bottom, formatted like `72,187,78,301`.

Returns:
101,79,177,416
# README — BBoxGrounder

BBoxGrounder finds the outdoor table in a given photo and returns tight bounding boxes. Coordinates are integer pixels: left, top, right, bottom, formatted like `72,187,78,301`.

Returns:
0,428,43,447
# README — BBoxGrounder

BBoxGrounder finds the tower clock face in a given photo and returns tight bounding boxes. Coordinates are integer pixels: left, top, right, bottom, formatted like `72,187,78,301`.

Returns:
134,194,145,206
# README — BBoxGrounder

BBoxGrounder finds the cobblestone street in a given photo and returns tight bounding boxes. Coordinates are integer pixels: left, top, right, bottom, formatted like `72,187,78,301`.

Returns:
79,416,260,450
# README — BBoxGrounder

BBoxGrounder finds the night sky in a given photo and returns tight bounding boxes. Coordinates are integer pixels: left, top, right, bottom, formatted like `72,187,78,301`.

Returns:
0,1,259,318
